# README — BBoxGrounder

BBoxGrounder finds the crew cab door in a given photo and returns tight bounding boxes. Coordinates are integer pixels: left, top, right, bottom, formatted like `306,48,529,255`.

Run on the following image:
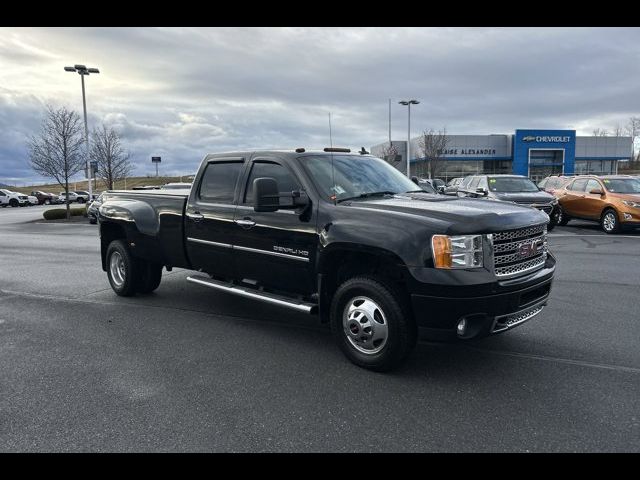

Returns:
232,157,317,295
185,157,245,279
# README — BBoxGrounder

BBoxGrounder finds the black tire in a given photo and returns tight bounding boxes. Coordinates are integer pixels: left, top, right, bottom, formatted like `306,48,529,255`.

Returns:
557,205,570,226
136,260,163,294
601,208,620,234
77,198,85,204
106,240,139,296
89,216,97,225
330,276,417,372
9,199,19,207
44,199,50,205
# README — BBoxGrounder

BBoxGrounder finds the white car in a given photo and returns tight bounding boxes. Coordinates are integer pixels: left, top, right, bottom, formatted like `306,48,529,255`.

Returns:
0,189,29,207
25,194,38,206
59,191,79,203
73,191,91,203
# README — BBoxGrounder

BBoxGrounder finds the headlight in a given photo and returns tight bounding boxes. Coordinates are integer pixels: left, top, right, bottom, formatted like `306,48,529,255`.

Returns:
622,200,640,208
431,234,484,269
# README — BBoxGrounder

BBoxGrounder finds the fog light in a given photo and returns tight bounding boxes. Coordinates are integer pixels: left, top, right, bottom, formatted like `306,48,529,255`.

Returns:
623,213,632,220
457,319,467,336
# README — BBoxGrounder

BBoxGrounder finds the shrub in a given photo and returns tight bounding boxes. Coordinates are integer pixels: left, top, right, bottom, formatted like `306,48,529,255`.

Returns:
43,207,86,220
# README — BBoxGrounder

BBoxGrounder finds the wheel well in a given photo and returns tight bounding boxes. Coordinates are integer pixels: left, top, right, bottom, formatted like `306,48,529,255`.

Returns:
100,222,127,271
318,249,411,323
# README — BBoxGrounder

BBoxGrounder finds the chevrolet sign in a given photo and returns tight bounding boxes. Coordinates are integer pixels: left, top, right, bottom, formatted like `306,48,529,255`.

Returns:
522,135,571,143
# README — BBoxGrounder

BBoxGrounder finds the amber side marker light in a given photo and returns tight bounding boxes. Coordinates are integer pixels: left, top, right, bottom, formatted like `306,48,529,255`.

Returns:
431,235,452,269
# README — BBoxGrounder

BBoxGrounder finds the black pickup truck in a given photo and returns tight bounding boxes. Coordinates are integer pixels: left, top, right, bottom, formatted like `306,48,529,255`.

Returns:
98,149,555,371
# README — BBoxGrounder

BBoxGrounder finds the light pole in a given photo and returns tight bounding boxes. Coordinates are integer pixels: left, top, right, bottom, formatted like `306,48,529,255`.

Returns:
398,99,420,178
65,64,100,198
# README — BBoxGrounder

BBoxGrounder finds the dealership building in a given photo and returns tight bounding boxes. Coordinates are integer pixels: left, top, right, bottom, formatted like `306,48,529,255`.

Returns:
371,129,633,182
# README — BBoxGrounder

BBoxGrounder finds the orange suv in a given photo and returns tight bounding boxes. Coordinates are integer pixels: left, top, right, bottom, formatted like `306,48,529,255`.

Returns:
556,175,640,233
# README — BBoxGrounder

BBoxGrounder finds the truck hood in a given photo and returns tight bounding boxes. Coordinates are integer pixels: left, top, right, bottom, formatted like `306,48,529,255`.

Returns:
343,193,549,234
491,190,555,204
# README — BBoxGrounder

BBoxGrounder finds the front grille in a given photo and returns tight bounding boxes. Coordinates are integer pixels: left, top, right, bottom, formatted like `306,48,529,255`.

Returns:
492,304,545,333
492,223,547,278
514,202,553,214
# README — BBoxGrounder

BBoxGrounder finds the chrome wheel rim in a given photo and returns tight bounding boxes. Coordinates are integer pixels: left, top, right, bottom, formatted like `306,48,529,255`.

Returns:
343,296,388,355
109,251,126,287
603,212,616,231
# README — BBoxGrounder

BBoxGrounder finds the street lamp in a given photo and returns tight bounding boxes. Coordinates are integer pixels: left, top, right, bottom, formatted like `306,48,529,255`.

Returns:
398,99,420,178
65,64,100,198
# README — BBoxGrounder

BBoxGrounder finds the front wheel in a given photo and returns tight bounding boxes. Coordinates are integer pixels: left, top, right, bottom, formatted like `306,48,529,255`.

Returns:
106,240,139,296
601,208,620,234
557,205,570,226
44,199,50,205
330,276,417,372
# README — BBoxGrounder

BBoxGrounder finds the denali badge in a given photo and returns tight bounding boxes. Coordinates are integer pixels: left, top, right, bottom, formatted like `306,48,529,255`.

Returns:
518,239,543,258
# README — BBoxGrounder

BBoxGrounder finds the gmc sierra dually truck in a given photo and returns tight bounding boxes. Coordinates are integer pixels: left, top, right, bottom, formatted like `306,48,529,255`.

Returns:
98,148,555,371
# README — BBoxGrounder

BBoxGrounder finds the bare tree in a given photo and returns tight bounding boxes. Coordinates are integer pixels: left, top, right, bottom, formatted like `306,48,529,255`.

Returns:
379,142,402,168
613,124,624,137
625,116,640,161
417,127,449,179
28,105,86,219
91,125,133,190
592,128,609,137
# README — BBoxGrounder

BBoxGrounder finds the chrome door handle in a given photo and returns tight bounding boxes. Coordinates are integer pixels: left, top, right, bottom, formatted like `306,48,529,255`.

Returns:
234,219,256,227
187,212,204,222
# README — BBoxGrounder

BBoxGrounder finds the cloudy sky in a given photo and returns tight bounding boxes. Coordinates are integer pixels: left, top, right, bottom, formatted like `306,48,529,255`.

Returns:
1,27,639,185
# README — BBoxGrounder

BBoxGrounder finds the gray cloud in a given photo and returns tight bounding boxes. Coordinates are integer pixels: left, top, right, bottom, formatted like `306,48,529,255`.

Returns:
0,27,639,185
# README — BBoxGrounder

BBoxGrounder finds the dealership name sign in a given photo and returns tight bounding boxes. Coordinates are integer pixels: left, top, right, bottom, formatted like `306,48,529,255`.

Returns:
522,135,571,143
438,148,497,156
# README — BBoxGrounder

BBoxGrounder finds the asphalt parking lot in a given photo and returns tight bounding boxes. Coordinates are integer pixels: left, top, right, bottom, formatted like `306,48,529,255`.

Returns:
1,206,639,452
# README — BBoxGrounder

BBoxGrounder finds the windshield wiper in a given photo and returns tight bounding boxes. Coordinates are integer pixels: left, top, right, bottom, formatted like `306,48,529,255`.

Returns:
336,191,397,203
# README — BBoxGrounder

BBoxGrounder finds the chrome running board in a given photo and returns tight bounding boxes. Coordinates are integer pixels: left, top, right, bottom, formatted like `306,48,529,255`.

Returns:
187,275,318,314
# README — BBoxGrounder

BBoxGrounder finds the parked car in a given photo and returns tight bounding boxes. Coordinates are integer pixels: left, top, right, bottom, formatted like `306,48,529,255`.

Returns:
160,182,192,190
59,192,80,203
457,174,560,230
444,177,464,196
31,191,57,205
87,193,104,224
132,185,162,190
537,175,573,195
555,175,640,233
74,191,91,203
418,178,446,194
25,193,38,206
48,192,63,204
97,148,555,371
0,189,29,207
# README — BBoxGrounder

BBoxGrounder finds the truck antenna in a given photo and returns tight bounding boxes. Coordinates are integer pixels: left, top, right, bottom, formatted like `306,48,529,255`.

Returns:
329,112,337,205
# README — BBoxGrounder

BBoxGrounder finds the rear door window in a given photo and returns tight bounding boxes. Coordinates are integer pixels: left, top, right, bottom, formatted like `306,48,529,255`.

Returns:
198,161,244,204
571,179,588,192
468,177,480,191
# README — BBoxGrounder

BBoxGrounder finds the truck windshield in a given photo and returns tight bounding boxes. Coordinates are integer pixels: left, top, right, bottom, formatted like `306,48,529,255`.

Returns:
301,155,424,202
488,177,539,193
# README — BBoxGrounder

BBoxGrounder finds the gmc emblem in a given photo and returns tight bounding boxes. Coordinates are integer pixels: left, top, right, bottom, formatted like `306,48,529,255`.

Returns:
518,239,543,258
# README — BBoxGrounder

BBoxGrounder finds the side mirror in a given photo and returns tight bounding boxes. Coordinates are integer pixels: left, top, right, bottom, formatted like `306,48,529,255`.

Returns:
437,185,446,194
253,177,310,212
411,176,419,186
476,187,488,196
589,188,603,195
253,177,279,212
